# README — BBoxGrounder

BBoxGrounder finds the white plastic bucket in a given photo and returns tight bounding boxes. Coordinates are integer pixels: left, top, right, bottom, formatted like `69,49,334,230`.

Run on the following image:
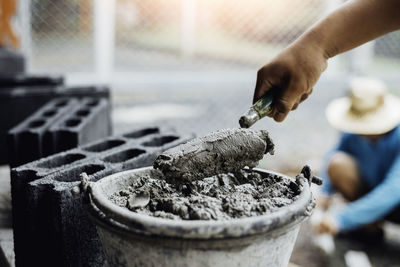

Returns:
83,167,316,267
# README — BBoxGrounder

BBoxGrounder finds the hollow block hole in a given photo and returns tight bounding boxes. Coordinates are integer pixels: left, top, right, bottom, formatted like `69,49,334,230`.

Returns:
102,148,146,163
141,135,179,147
54,164,105,182
65,119,81,127
83,139,125,152
55,100,68,107
76,109,90,117
37,153,86,169
123,127,159,139
42,109,57,117
86,99,99,107
28,120,45,128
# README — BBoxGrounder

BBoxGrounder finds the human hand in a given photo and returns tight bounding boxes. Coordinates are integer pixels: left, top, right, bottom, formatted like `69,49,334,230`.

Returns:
317,195,331,211
253,40,327,122
315,213,339,235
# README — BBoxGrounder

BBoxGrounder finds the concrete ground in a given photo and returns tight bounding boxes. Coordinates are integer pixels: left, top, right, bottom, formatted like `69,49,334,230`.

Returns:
1,78,400,266
290,220,400,267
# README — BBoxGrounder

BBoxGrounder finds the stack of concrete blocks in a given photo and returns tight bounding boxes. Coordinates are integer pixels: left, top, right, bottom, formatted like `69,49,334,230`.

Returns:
0,76,110,164
11,127,194,267
0,75,64,164
0,74,63,88
0,48,25,75
8,97,111,167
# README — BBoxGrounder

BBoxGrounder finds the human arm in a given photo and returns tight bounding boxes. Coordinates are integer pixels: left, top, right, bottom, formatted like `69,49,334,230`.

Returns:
254,0,400,122
333,153,400,231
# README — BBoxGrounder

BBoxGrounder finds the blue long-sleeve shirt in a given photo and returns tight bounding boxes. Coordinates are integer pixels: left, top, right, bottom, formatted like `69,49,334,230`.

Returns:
321,125,400,231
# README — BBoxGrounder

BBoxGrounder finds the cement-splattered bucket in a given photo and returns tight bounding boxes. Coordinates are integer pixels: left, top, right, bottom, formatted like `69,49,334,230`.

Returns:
83,167,317,267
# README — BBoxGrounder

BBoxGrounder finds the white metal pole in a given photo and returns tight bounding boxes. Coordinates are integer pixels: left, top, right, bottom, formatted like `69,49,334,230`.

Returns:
94,0,116,83
18,0,32,71
181,0,197,57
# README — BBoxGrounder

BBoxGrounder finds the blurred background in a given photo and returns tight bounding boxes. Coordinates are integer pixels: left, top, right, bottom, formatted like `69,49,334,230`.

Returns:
14,0,400,171
6,1,400,266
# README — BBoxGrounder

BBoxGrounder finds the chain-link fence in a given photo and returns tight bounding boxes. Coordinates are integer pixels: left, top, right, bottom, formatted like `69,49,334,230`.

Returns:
114,0,323,71
371,32,400,75
29,0,94,72
25,0,400,75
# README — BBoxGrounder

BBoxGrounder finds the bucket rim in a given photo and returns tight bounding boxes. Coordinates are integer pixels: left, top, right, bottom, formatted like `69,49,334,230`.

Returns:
86,167,315,239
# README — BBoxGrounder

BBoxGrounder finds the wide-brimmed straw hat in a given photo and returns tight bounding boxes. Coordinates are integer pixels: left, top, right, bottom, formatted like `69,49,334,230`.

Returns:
326,77,400,135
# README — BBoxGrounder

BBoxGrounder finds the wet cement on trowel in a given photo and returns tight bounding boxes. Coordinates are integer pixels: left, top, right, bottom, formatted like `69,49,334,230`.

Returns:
109,129,298,220
153,128,274,183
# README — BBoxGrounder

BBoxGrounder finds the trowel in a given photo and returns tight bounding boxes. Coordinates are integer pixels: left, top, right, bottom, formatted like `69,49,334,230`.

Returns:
153,91,276,183
239,90,274,128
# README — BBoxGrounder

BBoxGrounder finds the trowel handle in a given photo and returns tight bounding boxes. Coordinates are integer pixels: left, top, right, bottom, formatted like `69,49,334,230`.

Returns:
239,90,274,128
252,91,274,118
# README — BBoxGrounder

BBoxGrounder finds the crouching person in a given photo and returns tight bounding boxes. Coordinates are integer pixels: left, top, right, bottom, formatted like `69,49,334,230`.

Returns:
316,77,400,239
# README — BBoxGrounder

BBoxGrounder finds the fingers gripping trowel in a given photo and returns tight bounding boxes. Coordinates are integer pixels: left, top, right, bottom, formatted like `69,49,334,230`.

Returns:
239,90,274,128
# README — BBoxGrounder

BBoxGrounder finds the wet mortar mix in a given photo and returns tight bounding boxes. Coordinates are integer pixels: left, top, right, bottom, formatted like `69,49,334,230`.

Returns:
109,128,305,220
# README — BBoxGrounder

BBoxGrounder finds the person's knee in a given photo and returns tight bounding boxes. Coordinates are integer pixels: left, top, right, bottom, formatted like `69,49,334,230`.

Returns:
327,152,358,185
327,151,361,201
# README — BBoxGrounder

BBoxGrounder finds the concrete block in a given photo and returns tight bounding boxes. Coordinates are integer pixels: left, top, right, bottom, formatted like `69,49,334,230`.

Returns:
25,160,113,267
47,98,112,153
0,85,109,165
10,151,92,267
11,127,194,267
57,85,110,99
0,74,63,89
7,98,79,167
0,48,25,75
7,97,112,167
0,87,58,164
